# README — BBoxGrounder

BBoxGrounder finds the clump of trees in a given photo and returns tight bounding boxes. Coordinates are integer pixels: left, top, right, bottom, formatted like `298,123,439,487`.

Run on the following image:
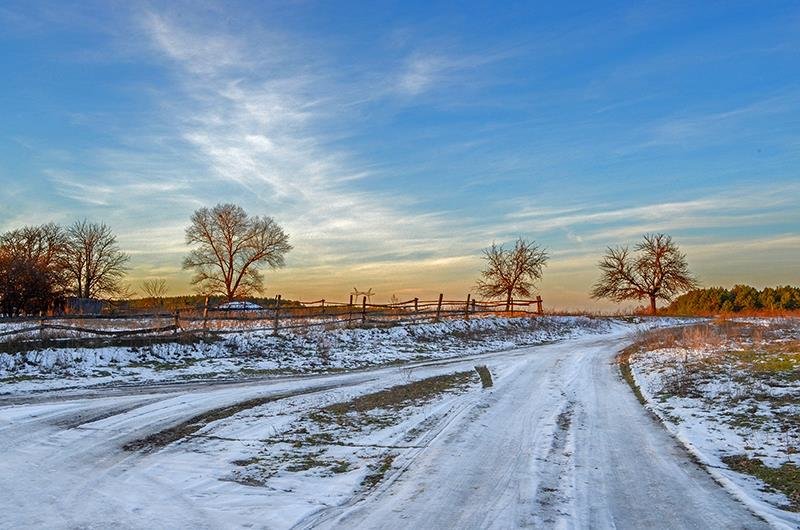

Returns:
0,221,129,316
476,237,548,310
666,285,800,315
591,233,697,315
182,203,292,302
0,223,68,316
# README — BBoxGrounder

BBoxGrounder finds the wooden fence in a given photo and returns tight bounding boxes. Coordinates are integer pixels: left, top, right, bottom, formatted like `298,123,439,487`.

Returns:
0,294,543,346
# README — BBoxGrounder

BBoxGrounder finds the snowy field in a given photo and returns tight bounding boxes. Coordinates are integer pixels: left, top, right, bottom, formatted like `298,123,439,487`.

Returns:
1,315,616,394
1,318,771,529
627,318,800,528
4,315,784,530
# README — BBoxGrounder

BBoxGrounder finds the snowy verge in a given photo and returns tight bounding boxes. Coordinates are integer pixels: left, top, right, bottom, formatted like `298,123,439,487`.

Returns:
1,315,625,394
625,320,800,529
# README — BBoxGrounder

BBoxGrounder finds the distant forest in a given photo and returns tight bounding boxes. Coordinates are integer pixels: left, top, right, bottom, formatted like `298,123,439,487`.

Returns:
665,285,800,315
121,295,301,312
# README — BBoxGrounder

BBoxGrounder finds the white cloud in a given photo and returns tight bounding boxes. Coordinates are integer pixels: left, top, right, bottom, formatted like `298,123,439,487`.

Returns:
139,11,466,270
504,184,800,241
398,54,446,95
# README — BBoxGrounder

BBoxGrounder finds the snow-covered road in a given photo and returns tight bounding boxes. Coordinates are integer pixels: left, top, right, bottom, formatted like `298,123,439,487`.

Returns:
0,330,770,529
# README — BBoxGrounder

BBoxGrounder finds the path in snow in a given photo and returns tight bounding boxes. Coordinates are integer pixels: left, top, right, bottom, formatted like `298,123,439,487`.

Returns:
300,334,768,529
0,331,769,529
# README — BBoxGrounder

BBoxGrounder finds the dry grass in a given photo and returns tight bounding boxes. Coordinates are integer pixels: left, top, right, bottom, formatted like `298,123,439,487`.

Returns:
229,371,478,489
311,371,476,428
722,455,799,512
625,320,800,512
124,383,343,452
362,454,396,489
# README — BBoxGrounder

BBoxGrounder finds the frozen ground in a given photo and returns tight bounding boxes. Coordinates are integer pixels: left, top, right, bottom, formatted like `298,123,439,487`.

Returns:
0,317,771,529
0,316,612,394
628,319,800,528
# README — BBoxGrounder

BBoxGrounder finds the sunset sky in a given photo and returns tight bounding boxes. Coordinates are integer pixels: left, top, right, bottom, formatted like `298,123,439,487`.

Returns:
1,1,799,309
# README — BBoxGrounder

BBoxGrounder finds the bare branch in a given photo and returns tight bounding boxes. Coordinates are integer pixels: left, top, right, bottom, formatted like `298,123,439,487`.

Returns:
591,233,697,314
182,203,292,301
476,237,548,310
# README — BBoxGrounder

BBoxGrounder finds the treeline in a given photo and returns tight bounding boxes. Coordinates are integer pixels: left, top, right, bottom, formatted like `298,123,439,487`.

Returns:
0,221,128,316
665,285,800,315
124,295,301,312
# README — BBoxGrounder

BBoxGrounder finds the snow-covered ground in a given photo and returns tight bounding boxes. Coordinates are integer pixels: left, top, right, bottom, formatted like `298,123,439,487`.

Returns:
0,319,770,529
1,315,615,394
627,318,800,528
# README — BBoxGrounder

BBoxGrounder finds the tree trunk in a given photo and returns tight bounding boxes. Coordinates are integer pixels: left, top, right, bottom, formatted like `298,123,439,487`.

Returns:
506,289,513,312
649,294,657,315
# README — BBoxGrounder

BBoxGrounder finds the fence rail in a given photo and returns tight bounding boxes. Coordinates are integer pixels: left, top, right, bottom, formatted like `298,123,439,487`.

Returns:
0,294,543,347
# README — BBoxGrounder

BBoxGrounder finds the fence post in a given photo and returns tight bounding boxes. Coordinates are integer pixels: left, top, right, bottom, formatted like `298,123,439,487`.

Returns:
436,293,443,321
173,309,179,335
202,296,209,332
465,294,471,319
39,317,45,340
471,299,476,314
414,297,419,315
273,295,281,335
321,299,325,316
361,296,367,324
347,296,353,327
536,295,543,315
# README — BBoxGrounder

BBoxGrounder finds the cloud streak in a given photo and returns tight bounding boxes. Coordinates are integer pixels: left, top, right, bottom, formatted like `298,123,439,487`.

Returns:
139,11,469,271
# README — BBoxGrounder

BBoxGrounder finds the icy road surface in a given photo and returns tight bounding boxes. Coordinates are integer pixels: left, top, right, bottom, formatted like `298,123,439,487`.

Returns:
0,330,770,529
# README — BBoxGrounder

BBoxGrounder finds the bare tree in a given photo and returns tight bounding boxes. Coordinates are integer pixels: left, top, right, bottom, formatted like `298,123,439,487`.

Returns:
476,238,548,310
141,278,168,299
1,223,68,270
0,223,70,315
591,233,697,315
63,220,130,299
182,203,292,301
111,283,137,302
140,278,167,308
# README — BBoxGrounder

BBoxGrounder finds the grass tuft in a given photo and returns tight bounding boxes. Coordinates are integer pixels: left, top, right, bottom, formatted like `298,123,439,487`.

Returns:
311,371,476,428
361,453,395,489
722,455,799,512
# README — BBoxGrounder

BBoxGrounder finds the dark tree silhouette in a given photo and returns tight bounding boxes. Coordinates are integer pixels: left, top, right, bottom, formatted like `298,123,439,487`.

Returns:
476,238,548,310
141,278,168,308
141,278,168,298
182,203,292,301
0,223,70,315
591,233,697,315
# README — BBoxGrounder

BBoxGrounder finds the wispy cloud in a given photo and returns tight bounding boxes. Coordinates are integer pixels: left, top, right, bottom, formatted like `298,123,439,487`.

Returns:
394,47,517,97
138,11,467,270
503,184,800,242
625,92,800,151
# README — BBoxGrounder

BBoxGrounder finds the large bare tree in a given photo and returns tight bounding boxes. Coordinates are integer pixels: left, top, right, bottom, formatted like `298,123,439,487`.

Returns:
182,203,292,301
476,238,548,310
591,233,697,315
63,220,130,299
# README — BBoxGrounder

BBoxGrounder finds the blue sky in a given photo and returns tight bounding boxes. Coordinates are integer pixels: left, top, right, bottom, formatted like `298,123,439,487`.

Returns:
1,1,799,308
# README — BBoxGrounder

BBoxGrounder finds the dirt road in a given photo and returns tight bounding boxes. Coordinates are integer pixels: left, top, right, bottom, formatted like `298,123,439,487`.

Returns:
0,331,770,529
